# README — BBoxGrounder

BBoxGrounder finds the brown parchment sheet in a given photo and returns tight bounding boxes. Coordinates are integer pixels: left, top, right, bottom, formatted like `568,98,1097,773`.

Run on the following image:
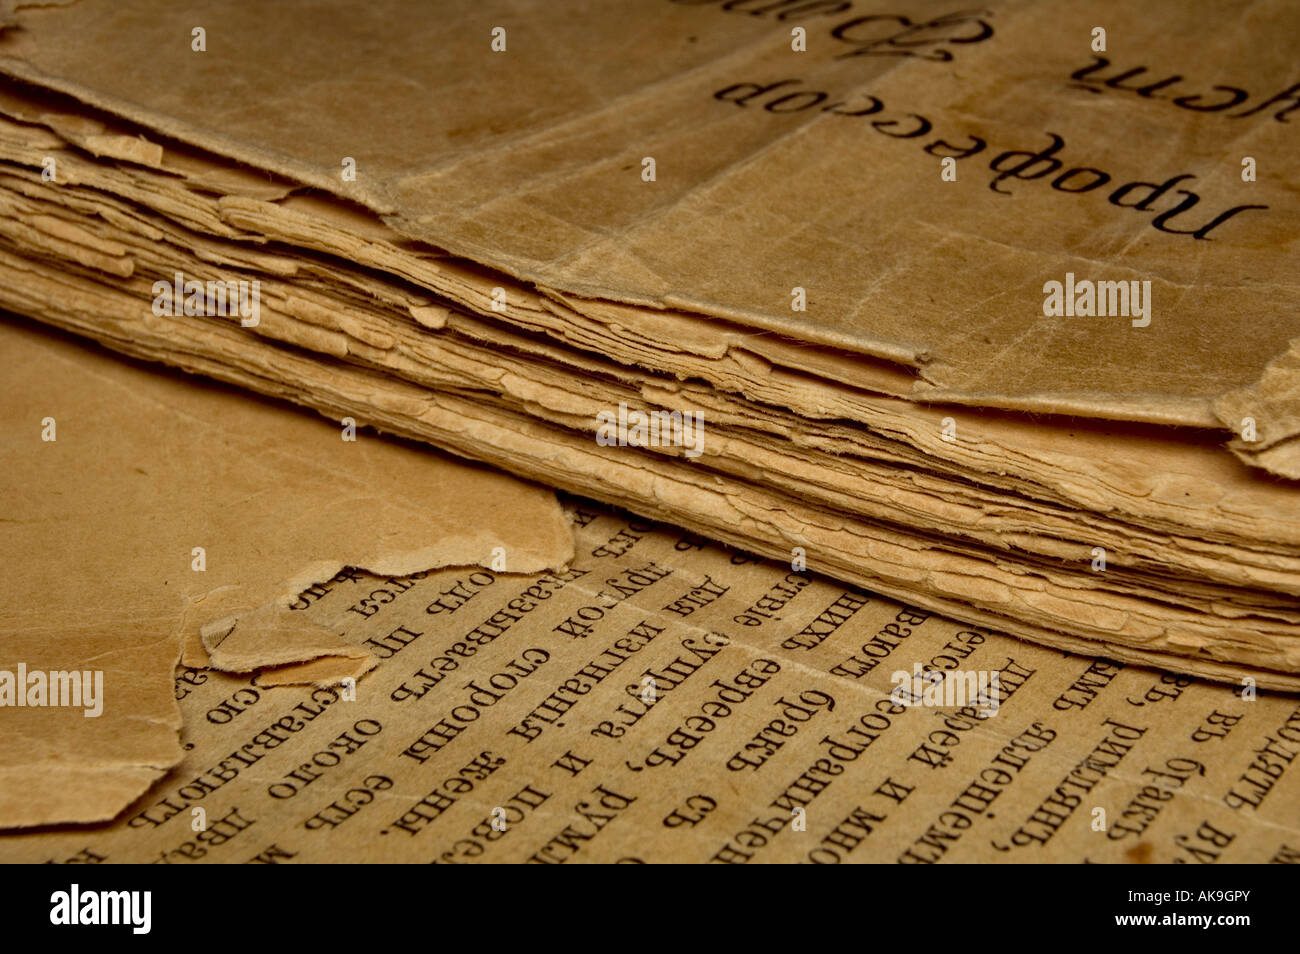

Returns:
2,501,1296,863
0,317,573,828
0,0,1296,439
0,0,1298,856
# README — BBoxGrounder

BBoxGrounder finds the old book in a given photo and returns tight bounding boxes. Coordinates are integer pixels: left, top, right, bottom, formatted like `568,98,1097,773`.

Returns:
0,65,1295,684
0,0,1298,869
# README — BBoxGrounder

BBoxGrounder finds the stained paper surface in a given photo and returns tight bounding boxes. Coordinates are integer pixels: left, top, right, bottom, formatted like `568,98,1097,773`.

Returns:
0,0,1295,433
0,318,573,828
1,503,1296,863
0,0,1298,855
0,48,1292,685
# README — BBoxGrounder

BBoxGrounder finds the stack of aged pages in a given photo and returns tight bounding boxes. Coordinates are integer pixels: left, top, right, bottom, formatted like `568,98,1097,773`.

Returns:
1,0,1298,701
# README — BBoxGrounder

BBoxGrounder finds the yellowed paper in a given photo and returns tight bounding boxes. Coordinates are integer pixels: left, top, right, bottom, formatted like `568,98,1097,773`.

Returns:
1,0,1295,437
0,171,1297,685
0,2,1297,719
2,504,1295,863
0,317,573,828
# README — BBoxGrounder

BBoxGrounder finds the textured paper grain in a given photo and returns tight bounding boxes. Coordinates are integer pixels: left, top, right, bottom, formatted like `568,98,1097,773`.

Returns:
1,503,1296,863
0,105,1296,685
0,0,1297,746
0,318,573,828
0,0,1296,439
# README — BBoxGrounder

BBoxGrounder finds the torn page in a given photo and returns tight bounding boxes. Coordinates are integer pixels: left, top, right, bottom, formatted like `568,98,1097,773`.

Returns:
2,502,1295,862
0,316,573,828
